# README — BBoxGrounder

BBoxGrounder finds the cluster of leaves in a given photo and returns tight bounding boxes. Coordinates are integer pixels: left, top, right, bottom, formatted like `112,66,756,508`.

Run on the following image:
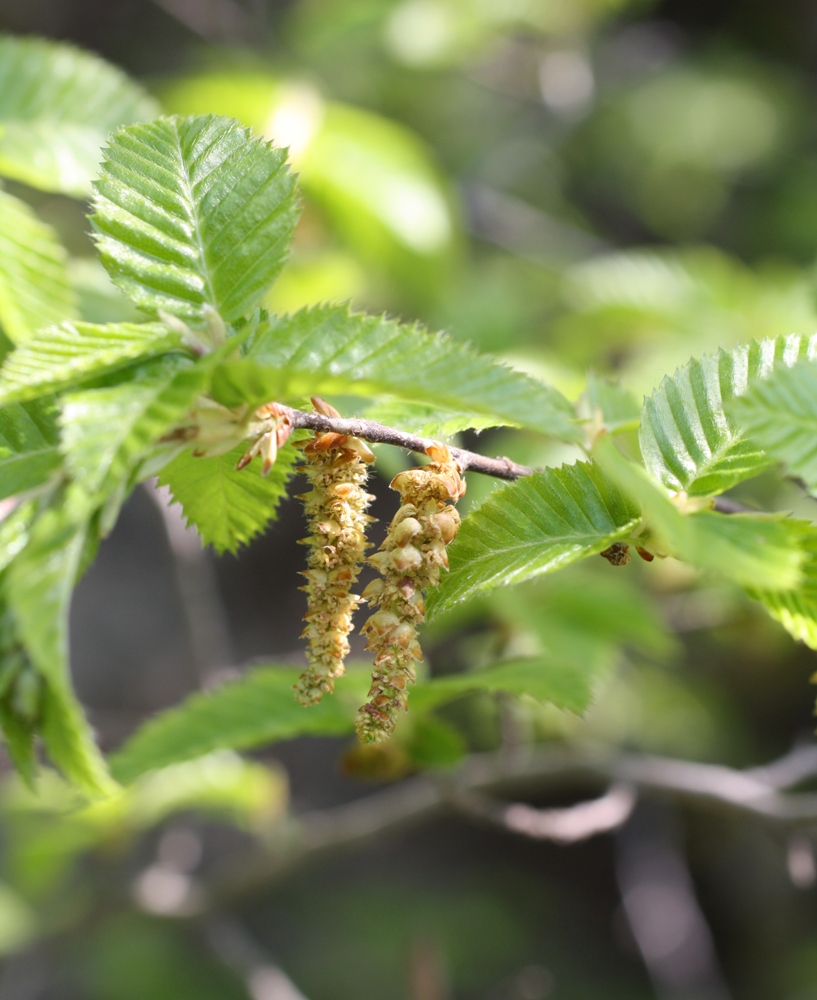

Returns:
3,36,817,799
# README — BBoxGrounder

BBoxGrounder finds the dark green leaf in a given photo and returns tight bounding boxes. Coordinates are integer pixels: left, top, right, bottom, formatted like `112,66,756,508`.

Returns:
411,658,596,715
6,488,115,794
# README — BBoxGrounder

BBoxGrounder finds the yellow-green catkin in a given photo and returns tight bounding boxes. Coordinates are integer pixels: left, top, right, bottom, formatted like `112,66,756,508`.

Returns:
294,399,375,706
356,443,466,744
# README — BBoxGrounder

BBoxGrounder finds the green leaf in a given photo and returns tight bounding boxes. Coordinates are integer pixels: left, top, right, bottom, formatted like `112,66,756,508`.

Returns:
0,400,61,501
0,189,77,345
60,356,205,496
6,489,115,795
749,529,817,649
593,435,805,591
580,371,640,434
110,667,371,783
90,115,299,325
427,460,640,619
158,441,299,554
0,321,181,406
0,700,36,788
411,658,596,715
640,335,817,497
363,399,500,437
213,304,581,442
684,510,806,592
0,501,36,574
730,358,817,494
0,36,159,196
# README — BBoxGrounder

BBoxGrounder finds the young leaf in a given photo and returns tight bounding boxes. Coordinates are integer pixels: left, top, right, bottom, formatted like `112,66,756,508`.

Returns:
158,441,299,554
749,529,817,648
730,358,817,494
5,489,116,795
0,189,77,345
580,371,640,434
60,356,205,496
0,700,36,788
213,304,581,442
640,335,817,497
0,321,181,406
0,399,62,502
426,460,640,619
0,36,159,196
90,115,299,325
411,657,598,715
362,399,500,437
684,511,806,592
110,667,371,783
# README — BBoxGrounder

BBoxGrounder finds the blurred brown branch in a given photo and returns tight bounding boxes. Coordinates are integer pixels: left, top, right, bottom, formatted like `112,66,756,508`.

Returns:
193,742,817,913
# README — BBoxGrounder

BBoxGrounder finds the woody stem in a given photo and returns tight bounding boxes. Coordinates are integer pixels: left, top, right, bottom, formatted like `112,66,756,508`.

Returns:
276,406,748,517
276,405,533,481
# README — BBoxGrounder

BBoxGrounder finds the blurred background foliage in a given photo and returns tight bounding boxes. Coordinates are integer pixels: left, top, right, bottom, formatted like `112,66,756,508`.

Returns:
3,1,817,998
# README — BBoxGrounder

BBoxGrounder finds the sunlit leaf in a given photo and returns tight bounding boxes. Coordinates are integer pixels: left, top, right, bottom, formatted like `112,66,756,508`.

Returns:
427,460,640,619
594,434,805,591
0,189,76,345
0,321,181,406
213,304,581,441
0,35,158,195
90,115,299,324
0,400,61,501
640,334,817,496
730,357,817,494
158,441,299,554
749,528,817,649
60,356,205,496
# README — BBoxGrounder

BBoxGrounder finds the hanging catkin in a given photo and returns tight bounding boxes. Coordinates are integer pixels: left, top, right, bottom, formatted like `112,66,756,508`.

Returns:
294,398,375,706
356,443,466,743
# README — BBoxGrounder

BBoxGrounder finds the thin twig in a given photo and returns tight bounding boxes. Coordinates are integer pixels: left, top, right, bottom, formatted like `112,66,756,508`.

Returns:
277,405,534,480
204,743,817,911
448,782,637,843
276,405,749,515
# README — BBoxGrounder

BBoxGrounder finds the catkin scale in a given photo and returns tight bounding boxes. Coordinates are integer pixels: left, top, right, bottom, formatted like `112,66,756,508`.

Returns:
356,443,466,744
293,399,375,706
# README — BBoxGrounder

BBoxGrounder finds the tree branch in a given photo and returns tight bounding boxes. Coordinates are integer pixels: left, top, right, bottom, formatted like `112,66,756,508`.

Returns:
277,404,534,480
202,743,817,912
276,405,749,515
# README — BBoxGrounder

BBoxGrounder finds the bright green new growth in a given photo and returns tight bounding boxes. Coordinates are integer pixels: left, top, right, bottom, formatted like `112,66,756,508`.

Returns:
90,115,300,325
0,190,77,345
730,358,817,494
0,35,159,196
428,461,640,619
0,44,816,797
640,334,817,497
